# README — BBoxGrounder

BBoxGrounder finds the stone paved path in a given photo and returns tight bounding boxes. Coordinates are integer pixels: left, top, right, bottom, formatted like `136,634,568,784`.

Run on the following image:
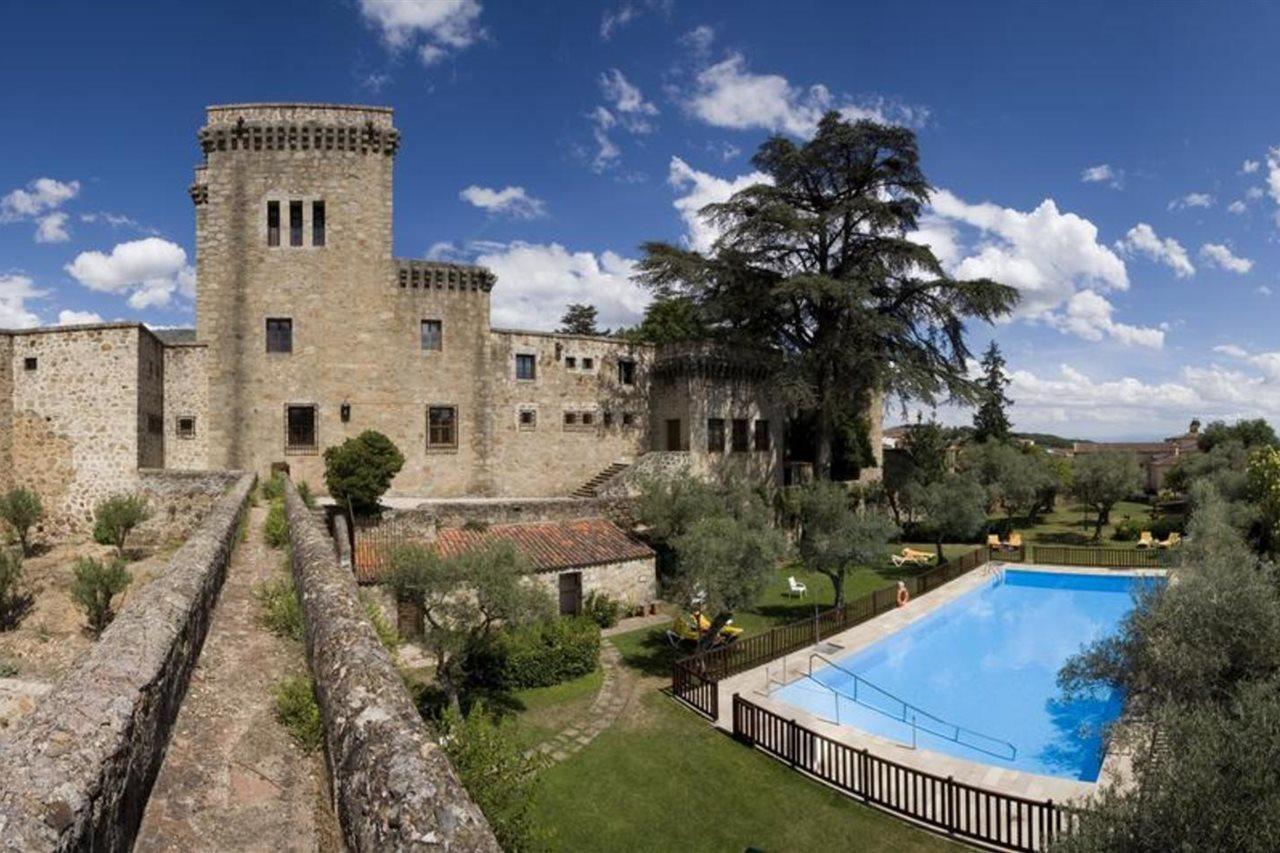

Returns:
527,638,634,765
134,506,341,853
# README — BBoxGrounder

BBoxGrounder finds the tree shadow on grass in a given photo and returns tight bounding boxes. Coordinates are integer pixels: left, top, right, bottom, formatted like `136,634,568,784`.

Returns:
613,627,682,678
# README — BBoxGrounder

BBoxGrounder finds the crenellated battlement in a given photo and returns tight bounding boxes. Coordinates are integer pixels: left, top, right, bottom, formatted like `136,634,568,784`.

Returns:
198,103,399,157
395,259,495,293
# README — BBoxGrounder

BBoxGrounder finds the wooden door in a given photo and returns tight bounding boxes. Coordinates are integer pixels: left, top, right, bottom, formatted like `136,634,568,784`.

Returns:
666,418,682,451
558,572,583,616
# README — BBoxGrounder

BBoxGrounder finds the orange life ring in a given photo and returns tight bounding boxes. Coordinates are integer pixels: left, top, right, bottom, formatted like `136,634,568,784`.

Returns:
896,585,910,607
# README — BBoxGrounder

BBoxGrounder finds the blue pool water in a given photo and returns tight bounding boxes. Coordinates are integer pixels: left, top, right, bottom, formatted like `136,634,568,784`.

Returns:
773,569,1159,781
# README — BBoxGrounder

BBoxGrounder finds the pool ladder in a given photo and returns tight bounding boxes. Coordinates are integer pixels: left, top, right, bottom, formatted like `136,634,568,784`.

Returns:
806,653,1018,762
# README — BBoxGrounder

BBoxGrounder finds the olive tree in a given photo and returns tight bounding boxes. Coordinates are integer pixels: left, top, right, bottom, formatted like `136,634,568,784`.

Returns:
93,494,152,558
907,473,988,561
1070,451,1141,540
795,480,898,606
0,488,43,557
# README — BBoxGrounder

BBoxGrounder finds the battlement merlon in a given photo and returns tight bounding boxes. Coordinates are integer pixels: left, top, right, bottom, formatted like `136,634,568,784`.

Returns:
394,259,496,293
196,103,399,160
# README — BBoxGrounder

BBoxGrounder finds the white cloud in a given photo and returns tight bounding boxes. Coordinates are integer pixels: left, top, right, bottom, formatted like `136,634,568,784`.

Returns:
1228,200,1248,215
667,157,769,253
34,212,70,243
1199,242,1253,274
929,189,1128,315
1247,186,1265,200
472,241,650,330
1,177,80,242
1260,285,1274,297
56,309,104,326
459,185,546,219
358,0,483,66
680,24,715,54
600,0,670,40
1048,290,1164,348
1114,223,1194,277
0,274,42,329
1242,159,1261,174
65,237,196,309
684,52,925,137
1080,164,1123,188
587,71,658,172
1167,192,1213,211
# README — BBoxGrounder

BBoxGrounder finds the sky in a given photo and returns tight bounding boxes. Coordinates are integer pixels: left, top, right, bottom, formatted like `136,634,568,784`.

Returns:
3,0,1280,440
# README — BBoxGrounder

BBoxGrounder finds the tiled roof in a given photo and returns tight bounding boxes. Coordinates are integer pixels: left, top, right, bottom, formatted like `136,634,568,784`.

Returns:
353,517,653,583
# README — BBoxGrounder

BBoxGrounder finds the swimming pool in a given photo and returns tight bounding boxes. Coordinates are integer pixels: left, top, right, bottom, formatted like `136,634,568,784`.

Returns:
772,568,1159,781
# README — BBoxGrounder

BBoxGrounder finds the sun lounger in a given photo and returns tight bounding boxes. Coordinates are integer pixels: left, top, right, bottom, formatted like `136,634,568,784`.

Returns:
1136,531,1154,549
1155,532,1181,549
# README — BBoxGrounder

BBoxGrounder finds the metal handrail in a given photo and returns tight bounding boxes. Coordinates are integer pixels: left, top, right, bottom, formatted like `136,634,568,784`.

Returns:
806,653,1018,761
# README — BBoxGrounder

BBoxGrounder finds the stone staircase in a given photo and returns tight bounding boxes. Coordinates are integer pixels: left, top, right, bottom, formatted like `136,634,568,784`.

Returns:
571,462,631,498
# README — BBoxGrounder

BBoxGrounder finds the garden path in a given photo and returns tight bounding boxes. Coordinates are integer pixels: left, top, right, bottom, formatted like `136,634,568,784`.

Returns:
526,638,634,765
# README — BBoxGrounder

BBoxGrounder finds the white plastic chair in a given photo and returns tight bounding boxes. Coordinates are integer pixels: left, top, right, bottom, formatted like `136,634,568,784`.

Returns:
787,576,807,598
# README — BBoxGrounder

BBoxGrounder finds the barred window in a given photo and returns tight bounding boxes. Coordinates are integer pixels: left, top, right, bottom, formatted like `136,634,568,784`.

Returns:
176,416,197,439
286,405,317,451
289,200,303,246
267,201,280,246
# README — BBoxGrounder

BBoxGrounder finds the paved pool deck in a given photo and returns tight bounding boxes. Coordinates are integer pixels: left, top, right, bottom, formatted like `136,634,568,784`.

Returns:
713,562,1165,806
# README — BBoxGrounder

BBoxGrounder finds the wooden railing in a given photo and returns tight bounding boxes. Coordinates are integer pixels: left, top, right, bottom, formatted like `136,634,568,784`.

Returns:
733,695,1073,852
1027,543,1165,569
670,546,990,717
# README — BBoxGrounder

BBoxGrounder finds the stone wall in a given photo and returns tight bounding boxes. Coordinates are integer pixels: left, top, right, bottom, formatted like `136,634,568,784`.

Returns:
0,473,253,852
282,478,498,851
134,469,243,547
6,325,149,539
383,494,637,529
0,333,12,495
136,328,166,469
162,343,209,470
531,556,658,612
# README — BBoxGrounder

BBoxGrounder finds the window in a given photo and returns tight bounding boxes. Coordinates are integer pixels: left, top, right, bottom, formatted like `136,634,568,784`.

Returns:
622,412,635,427
267,201,280,247
707,418,726,453
732,419,750,452
618,359,636,385
176,416,197,439
564,356,577,369
754,419,771,452
581,412,595,426
312,200,325,246
266,318,293,353
420,319,442,351
518,409,537,430
289,200,303,246
582,357,594,370
427,406,458,449
286,405,317,452
603,411,614,427
515,353,537,380
563,412,578,426
23,357,37,371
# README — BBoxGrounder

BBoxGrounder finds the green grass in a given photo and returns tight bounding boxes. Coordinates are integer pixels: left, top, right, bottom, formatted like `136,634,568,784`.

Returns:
1013,499,1154,548
532,690,956,852
504,668,605,750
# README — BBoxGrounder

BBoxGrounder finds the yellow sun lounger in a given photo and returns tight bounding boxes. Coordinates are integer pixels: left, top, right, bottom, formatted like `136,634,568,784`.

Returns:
1136,531,1155,549
1155,532,1181,549
891,548,936,567
666,613,742,647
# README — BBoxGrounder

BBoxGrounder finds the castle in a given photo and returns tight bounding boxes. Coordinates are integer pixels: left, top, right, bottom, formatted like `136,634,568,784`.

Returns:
0,103,873,537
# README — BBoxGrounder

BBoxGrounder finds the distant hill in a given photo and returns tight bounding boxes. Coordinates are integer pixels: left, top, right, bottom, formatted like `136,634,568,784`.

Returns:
884,424,1088,449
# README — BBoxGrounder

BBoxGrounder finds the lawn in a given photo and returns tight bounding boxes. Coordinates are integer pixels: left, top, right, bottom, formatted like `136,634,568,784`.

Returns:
504,668,604,750
531,690,957,852
1012,499,1156,549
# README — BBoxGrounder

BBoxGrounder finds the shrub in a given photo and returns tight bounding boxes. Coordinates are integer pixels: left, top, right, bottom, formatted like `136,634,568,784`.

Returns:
254,577,305,642
297,480,317,509
0,488,43,556
0,548,32,631
260,470,285,502
1112,517,1142,542
263,500,289,548
323,431,405,515
472,616,600,690
436,702,547,851
360,591,400,652
583,590,621,629
71,556,131,636
0,659,17,678
273,675,324,752
92,494,152,558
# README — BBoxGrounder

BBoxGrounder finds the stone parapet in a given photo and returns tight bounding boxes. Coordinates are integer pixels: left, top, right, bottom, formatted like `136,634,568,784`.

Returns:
0,472,254,851
282,478,497,851
394,259,495,292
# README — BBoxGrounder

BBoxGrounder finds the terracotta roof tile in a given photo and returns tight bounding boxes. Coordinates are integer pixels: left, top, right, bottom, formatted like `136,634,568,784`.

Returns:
353,517,653,583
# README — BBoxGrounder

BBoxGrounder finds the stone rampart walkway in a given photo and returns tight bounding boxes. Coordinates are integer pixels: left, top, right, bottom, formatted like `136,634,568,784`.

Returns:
527,638,632,765
134,506,340,852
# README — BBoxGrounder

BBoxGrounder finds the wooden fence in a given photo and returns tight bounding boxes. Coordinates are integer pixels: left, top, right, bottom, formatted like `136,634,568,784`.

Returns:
670,546,990,718
1026,543,1165,569
733,695,1073,852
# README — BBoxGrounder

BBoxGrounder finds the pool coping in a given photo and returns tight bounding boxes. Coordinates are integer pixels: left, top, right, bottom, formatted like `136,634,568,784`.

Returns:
714,562,1166,806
